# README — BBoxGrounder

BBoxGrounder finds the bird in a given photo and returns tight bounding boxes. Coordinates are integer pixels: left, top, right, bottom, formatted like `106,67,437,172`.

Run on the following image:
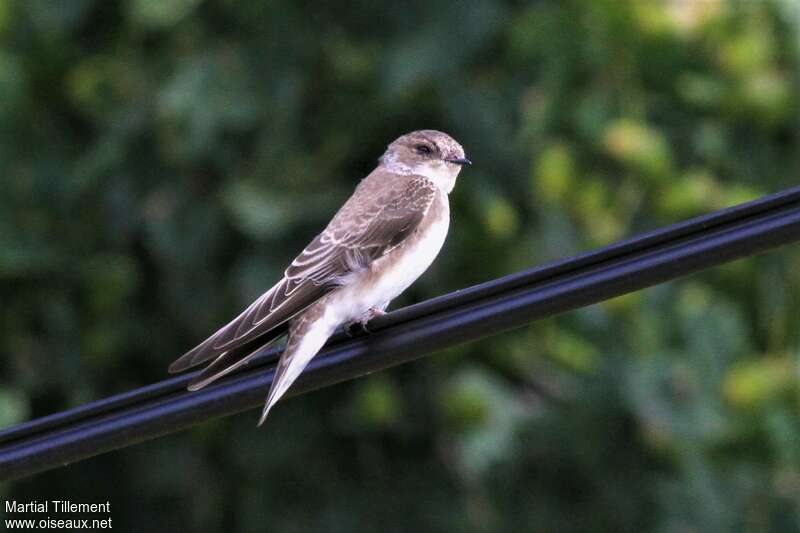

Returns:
168,130,471,425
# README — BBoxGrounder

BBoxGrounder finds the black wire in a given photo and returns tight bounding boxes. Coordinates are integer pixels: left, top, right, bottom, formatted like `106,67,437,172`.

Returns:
2,186,800,481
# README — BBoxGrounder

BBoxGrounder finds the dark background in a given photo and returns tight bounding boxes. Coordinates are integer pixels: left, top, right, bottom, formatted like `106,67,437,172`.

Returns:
2,0,799,531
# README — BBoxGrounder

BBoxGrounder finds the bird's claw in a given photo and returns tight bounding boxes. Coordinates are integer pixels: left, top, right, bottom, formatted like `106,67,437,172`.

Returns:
344,308,386,336
363,307,386,333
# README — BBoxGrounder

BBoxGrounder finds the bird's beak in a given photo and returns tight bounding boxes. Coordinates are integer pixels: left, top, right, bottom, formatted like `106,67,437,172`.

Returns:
446,157,472,166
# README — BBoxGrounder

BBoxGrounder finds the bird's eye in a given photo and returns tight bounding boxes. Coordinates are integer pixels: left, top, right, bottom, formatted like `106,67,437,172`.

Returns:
415,144,433,155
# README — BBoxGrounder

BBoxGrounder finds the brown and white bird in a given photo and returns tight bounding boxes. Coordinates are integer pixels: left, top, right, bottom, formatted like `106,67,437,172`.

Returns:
168,130,470,425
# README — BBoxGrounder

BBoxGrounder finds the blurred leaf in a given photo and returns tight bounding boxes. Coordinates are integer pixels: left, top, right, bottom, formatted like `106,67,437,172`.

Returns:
535,142,575,204
440,368,529,480
0,386,29,427
483,194,518,239
0,50,24,115
603,118,672,180
222,180,298,239
352,376,402,430
129,0,201,29
724,355,796,410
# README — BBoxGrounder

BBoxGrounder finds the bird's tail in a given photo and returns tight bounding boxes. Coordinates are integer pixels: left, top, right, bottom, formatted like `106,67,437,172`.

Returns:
258,308,336,426
186,325,287,392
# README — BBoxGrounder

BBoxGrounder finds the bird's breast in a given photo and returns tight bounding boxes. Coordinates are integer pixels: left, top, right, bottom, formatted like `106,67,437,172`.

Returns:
369,209,449,306
327,197,450,324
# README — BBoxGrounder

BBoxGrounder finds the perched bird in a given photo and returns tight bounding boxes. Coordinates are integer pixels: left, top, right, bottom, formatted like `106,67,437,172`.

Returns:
168,130,471,425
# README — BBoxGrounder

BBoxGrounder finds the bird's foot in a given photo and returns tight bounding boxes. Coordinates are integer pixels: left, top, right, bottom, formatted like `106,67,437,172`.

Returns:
367,307,387,319
360,307,386,334
344,307,387,336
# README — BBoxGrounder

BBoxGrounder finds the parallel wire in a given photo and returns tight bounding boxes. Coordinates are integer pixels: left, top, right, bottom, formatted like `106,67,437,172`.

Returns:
2,186,800,481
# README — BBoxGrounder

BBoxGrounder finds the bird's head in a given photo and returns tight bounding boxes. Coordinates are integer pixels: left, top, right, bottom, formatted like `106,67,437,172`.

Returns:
380,130,471,193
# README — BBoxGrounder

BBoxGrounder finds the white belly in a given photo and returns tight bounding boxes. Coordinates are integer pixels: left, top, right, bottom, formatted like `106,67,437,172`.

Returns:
326,213,450,324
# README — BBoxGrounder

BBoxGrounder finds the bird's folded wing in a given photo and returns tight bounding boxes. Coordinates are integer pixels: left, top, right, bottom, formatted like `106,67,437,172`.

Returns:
168,173,437,380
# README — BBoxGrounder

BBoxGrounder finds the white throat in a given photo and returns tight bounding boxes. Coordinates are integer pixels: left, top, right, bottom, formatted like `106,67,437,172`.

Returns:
381,155,460,193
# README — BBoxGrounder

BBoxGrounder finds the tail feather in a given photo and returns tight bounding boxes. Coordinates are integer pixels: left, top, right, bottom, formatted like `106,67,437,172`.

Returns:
168,279,329,374
257,308,335,426
187,327,286,391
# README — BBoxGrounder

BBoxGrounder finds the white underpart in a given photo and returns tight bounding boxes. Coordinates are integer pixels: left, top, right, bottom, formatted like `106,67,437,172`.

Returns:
382,156,461,193
260,316,336,423
413,161,459,193
330,208,450,323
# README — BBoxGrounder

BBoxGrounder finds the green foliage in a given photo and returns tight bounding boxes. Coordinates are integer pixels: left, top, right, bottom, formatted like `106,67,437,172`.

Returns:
1,0,799,531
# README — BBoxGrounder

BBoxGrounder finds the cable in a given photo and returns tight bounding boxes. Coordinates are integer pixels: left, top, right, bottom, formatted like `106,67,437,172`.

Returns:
2,185,800,481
